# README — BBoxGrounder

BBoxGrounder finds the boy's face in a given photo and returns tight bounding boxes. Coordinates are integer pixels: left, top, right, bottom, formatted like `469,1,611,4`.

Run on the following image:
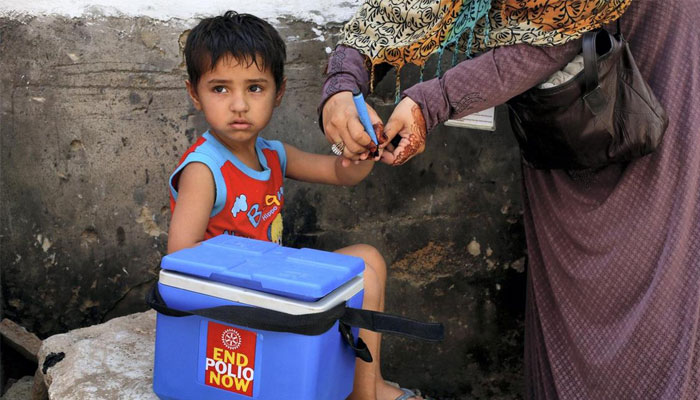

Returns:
186,54,285,146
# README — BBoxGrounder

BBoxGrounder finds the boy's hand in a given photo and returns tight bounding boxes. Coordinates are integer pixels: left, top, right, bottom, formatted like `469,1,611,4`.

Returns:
380,97,427,166
322,91,386,164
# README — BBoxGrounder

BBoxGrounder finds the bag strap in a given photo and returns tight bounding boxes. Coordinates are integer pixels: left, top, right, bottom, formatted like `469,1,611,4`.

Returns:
147,283,444,361
338,322,373,362
582,13,623,113
581,29,613,115
582,30,600,95
147,282,344,335
616,17,622,39
340,307,444,342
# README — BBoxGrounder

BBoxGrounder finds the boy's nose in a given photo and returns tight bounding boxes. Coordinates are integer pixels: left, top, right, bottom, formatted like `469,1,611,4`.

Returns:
229,93,248,113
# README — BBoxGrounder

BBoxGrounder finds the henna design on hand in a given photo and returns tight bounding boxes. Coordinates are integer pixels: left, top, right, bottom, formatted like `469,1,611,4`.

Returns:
393,105,426,165
374,122,387,145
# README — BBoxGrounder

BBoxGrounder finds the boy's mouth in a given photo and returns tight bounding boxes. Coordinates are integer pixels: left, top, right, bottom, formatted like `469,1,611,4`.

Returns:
229,120,252,129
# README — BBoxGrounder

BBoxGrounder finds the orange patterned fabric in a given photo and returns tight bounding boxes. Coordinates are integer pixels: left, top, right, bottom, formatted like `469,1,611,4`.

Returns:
475,0,632,49
339,0,631,87
341,0,465,70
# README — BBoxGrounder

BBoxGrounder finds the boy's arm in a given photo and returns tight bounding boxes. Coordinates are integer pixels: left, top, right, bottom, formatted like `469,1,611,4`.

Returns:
167,162,215,253
283,143,373,186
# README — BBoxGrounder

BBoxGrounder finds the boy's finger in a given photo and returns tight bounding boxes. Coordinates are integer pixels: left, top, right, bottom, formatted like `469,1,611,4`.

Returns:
379,149,396,165
372,146,386,161
377,144,392,161
379,134,408,164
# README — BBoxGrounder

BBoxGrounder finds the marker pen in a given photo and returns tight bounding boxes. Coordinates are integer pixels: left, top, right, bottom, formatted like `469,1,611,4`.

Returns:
352,89,378,146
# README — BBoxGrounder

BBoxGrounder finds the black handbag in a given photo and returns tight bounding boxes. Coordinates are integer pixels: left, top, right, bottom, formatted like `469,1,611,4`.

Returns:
507,21,668,170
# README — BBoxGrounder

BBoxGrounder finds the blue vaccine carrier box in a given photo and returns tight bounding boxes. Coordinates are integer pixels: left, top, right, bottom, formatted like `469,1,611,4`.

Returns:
152,235,365,400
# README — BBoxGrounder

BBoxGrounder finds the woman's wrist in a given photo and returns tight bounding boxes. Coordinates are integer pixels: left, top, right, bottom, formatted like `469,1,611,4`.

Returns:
319,46,372,133
402,77,447,133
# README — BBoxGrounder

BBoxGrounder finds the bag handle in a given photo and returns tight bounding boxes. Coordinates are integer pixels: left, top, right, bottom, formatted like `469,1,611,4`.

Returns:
147,283,444,361
582,30,601,95
582,15,623,115
582,29,614,115
583,15,622,94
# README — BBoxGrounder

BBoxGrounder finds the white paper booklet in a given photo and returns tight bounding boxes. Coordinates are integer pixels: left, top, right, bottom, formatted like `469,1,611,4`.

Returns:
444,107,496,131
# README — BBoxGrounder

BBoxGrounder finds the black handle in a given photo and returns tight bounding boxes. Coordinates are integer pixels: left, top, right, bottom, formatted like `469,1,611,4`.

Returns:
147,283,445,341
582,30,600,95
147,282,345,335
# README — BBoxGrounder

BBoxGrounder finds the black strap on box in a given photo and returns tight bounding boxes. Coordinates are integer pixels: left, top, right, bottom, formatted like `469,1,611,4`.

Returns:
147,283,444,363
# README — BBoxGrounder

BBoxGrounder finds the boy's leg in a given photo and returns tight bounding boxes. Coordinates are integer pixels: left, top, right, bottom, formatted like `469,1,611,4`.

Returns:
335,244,422,400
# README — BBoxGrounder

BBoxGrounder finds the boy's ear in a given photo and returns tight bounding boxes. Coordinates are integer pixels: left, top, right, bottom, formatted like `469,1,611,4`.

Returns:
185,80,202,110
274,77,286,107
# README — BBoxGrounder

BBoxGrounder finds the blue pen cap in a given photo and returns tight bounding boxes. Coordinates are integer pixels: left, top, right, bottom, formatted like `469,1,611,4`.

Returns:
351,89,378,145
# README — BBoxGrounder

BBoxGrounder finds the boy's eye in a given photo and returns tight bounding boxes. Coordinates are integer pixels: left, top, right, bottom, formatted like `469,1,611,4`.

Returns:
213,86,227,93
249,85,263,93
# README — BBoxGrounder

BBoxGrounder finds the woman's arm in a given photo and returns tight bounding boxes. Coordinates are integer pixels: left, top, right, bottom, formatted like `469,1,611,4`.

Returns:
320,41,582,165
283,143,373,186
321,41,580,133
380,40,582,165
403,40,582,132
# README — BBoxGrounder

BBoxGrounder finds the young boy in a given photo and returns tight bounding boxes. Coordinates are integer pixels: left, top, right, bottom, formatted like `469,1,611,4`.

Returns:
167,11,421,400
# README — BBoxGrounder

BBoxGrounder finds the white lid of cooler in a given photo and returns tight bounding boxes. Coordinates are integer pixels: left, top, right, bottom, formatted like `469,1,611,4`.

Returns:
159,269,363,315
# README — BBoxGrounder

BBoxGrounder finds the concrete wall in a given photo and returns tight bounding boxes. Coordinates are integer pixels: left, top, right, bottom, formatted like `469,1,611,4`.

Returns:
1,13,527,399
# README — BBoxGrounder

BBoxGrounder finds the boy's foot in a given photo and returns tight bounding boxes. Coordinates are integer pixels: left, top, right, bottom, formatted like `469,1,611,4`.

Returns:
378,381,424,400
395,388,422,400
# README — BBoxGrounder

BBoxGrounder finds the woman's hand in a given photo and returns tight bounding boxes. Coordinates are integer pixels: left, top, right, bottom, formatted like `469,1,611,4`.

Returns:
322,91,386,165
380,97,427,166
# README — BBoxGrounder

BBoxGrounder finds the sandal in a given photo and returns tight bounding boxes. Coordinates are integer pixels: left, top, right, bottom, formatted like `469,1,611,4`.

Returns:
395,388,420,400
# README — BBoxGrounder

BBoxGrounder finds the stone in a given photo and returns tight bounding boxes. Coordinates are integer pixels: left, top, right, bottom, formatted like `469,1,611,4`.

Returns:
1,375,33,400
31,370,47,400
0,318,42,363
37,311,157,400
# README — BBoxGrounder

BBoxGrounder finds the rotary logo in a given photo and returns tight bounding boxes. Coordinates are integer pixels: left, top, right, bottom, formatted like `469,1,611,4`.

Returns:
221,329,242,350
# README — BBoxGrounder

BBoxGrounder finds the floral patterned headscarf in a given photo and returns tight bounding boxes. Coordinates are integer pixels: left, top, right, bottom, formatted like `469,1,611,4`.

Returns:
339,0,631,97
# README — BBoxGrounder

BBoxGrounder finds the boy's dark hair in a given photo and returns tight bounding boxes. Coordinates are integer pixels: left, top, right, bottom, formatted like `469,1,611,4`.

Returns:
185,11,286,91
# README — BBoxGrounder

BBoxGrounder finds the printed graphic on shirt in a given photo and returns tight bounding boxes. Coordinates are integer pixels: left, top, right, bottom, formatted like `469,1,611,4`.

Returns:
204,321,257,396
232,195,248,217
268,213,283,244
244,188,283,230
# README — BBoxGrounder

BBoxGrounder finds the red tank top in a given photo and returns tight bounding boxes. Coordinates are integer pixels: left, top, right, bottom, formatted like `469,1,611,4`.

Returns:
170,133,285,244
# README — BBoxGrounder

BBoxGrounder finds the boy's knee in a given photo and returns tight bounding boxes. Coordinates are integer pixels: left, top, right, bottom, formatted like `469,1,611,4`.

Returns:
361,265,382,309
336,243,387,285
356,244,386,277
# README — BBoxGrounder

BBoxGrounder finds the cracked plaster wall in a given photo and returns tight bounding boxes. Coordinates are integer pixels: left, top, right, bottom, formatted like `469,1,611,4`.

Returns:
0,14,528,399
